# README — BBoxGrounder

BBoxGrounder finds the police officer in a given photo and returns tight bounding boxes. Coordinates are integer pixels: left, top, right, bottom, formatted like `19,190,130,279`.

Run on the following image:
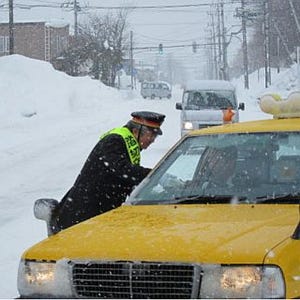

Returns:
51,111,165,233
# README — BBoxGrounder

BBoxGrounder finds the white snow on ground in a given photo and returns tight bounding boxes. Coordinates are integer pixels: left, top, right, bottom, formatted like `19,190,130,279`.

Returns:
0,54,298,298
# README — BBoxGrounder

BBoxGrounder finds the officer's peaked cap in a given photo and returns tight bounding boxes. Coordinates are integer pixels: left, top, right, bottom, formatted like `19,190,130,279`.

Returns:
131,111,166,135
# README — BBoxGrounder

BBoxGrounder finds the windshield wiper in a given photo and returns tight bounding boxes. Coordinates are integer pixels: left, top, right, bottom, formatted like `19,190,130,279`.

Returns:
168,194,246,205
256,193,300,204
129,199,162,205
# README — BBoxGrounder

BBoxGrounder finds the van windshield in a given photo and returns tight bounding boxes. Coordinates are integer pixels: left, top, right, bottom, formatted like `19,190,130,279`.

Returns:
183,90,236,110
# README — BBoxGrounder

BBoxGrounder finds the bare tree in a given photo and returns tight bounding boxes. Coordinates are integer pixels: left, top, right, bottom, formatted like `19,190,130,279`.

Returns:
52,35,89,76
53,9,129,86
78,10,130,86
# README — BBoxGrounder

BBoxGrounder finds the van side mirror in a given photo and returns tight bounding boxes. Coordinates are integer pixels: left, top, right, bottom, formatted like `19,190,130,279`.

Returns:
238,102,245,111
176,103,182,110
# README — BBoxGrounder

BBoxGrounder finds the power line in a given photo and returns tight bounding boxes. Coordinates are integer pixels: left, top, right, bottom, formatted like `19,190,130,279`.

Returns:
136,33,206,43
5,1,239,10
132,21,202,26
88,4,211,9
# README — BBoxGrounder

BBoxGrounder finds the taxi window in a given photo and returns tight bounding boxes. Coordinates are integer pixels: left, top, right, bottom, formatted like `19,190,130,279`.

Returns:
276,134,300,157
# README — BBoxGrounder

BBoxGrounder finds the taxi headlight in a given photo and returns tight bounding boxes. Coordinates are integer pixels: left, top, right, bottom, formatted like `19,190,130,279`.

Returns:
17,259,73,298
201,265,285,299
183,121,193,130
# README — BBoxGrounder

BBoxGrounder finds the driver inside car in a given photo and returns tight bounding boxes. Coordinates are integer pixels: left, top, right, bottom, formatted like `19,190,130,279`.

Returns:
159,146,238,195
196,146,237,192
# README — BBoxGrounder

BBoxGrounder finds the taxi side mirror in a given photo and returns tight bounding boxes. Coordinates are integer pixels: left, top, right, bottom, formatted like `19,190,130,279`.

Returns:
34,198,59,236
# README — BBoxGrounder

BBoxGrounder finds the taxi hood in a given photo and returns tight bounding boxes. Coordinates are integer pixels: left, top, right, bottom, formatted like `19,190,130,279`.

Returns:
24,204,299,263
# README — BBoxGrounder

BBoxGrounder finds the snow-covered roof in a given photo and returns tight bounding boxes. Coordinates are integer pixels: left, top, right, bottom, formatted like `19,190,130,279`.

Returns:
184,80,235,91
0,19,69,28
143,80,171,87
45,20,69,28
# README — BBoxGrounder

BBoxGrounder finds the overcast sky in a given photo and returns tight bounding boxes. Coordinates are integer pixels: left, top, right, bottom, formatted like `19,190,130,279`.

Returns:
0,0,242,72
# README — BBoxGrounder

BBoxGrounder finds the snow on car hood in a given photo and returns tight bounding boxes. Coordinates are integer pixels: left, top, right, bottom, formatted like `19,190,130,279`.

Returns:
24,204,299,263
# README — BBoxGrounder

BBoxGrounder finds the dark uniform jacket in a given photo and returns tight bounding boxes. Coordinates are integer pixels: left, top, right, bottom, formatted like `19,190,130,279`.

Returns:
53,128,151,232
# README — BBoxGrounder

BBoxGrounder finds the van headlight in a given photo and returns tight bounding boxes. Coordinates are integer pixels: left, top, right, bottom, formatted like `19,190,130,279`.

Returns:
17,259,73,298
183,121,194,130
201,265,285,299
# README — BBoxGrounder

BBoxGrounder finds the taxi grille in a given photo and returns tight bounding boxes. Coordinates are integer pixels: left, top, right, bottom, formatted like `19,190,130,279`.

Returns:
72,261,198,298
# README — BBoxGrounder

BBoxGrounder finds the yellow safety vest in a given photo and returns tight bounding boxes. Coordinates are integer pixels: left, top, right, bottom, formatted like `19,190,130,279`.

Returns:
100,127,140,165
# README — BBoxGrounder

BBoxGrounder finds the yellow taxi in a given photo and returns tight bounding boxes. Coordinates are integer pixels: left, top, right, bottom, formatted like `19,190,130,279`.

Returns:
17,92,300,299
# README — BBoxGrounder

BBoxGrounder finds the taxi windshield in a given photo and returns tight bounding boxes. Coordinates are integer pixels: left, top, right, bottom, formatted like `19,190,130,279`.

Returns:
128,132,300,205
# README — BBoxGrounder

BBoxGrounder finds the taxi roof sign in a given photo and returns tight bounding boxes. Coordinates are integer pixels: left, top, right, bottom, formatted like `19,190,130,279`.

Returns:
259,91,300,119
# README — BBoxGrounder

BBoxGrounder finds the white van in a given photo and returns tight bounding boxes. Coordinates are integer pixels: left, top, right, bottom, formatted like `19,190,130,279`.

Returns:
176,80,245,136
141,81,172,99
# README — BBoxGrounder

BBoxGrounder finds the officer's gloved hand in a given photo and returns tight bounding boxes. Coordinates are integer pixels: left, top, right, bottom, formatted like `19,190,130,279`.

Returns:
159,173,185,190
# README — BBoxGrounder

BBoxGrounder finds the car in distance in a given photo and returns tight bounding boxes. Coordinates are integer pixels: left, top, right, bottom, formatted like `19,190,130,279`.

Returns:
176,80,245,136
141,80,172,99
17,92,300,299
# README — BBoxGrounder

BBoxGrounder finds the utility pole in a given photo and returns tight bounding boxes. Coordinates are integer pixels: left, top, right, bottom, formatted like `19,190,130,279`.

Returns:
216,4,222,80
276,36,280,73
207,29,214,79
9,0,14,54
263,0,271,88
241,0,249,89
297,46,300,89
209,11,218,79
61,1,79,38
220,1,228,80
74,0,79,39
130,30,134,89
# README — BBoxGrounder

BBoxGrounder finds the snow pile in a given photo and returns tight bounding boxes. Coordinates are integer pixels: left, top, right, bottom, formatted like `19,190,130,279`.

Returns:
0,54,122,120
233,64,299,102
